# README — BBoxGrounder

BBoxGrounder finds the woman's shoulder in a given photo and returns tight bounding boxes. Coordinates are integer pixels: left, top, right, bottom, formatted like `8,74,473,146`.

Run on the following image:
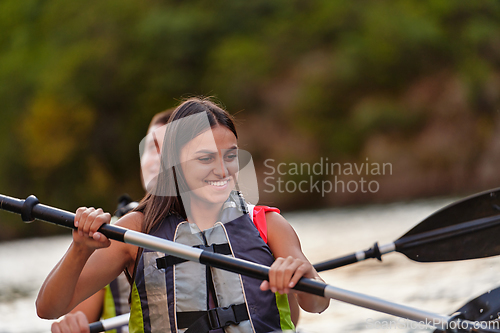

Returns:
253,206,291,242
253,205,280,215
264,210,288,229
115,211,144,232
264,209,302,258
261,207,297,239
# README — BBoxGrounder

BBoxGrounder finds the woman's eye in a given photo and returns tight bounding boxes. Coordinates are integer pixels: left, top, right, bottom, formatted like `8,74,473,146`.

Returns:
224,154,237,162
198,156,214,163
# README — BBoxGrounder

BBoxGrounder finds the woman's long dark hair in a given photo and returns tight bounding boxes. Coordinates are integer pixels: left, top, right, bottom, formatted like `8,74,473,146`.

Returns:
128,97,238,285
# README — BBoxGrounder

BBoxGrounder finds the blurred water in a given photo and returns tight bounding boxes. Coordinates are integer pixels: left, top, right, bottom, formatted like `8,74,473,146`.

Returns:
1,198,499,333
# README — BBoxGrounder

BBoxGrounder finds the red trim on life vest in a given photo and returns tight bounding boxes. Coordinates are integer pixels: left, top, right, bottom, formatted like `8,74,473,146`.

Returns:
252,206,280,244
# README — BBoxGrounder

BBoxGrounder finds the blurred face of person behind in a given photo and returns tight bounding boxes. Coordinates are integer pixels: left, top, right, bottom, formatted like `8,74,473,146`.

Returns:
179,125,239,210
141,124,167,192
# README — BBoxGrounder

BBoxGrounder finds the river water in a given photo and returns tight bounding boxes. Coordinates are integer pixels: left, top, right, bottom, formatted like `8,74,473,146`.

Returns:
1,197,499,333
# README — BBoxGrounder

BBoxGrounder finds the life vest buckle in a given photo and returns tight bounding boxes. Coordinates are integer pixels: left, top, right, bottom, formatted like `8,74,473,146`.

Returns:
208,305,240,329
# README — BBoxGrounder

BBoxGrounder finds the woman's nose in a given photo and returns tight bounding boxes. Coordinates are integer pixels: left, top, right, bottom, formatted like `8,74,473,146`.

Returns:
213,153,228,178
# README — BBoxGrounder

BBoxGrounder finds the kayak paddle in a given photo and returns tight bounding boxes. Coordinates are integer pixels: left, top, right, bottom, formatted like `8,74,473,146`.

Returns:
1,193,499,332
89,313,130,333
434,286,500,332
314,187,500,271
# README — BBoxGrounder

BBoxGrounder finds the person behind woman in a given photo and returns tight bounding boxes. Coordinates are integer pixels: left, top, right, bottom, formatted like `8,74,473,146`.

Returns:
37,97,328,333
50,110,173,333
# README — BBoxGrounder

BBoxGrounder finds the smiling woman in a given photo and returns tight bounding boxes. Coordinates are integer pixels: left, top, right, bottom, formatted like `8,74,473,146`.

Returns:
36,97,329,333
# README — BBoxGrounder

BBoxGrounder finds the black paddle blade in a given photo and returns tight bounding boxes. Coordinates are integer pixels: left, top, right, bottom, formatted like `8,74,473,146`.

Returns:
433,286,500,332
396,188,500,262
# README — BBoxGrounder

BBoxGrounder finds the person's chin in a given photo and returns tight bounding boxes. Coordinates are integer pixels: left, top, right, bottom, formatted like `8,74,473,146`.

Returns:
207,188,233,204
188,188,225,205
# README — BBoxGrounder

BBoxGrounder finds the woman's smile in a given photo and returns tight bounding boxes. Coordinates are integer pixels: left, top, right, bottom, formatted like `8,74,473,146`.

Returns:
205,178,231,188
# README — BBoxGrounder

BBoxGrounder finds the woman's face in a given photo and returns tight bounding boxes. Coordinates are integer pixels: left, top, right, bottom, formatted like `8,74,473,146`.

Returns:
179,125,238,207
141,124,166,192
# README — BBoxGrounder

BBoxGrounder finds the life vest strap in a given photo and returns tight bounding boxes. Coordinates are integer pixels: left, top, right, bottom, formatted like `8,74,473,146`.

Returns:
156,243,232,269
177,303,249,332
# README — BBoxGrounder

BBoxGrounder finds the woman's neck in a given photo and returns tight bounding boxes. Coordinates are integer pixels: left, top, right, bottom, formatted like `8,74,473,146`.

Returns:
186,200,223,231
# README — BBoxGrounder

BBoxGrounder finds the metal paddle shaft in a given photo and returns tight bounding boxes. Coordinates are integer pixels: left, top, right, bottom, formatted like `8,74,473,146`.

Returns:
0,194,494,332
89,313,130,333
314,187,500,271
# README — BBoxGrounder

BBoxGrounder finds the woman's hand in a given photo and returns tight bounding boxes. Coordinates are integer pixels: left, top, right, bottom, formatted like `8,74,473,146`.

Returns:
264,211,330,313
73,207,111,250
51,311,90,333
260,256,315,295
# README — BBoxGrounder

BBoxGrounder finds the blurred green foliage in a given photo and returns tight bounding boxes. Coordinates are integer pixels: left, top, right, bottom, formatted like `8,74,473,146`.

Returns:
1,0,499,239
